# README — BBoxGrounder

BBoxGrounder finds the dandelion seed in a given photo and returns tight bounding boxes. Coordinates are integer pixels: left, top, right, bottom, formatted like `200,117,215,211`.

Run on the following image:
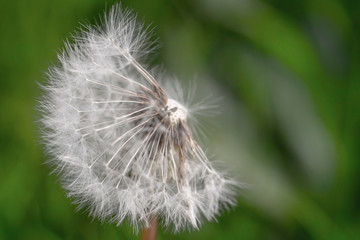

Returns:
39,3,238,235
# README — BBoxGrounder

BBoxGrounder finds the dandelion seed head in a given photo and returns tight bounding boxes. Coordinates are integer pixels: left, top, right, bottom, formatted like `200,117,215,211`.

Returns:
39,3,239,233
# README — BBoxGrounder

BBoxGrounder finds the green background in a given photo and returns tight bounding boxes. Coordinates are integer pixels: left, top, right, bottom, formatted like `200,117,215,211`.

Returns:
1,0,360,239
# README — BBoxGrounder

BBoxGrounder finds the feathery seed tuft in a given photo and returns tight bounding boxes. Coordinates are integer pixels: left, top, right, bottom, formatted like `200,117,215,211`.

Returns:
39,4,238,232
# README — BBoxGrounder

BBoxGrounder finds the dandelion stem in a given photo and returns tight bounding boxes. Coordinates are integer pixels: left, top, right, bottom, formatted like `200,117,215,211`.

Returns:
140,216,157,240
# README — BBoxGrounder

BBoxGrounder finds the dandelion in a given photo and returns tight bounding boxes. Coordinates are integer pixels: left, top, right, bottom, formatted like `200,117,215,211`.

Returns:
39,4,238,238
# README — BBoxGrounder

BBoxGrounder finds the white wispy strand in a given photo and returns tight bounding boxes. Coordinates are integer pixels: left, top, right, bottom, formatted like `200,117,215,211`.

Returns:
39,4,238,232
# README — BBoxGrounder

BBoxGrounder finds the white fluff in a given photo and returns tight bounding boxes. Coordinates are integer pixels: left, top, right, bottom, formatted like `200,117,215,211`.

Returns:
39,4,238,232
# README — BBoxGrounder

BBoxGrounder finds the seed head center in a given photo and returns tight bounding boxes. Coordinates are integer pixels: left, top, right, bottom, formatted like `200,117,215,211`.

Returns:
167,98,188,125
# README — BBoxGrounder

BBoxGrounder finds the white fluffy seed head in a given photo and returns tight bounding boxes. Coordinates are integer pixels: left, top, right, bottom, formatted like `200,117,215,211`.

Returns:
38,4,238,233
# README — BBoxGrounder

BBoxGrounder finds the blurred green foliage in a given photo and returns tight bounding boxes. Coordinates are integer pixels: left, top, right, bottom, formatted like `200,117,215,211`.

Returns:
1,0,360,239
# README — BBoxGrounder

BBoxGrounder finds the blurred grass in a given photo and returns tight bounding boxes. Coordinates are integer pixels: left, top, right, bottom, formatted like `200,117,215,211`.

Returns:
1,0,360,239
